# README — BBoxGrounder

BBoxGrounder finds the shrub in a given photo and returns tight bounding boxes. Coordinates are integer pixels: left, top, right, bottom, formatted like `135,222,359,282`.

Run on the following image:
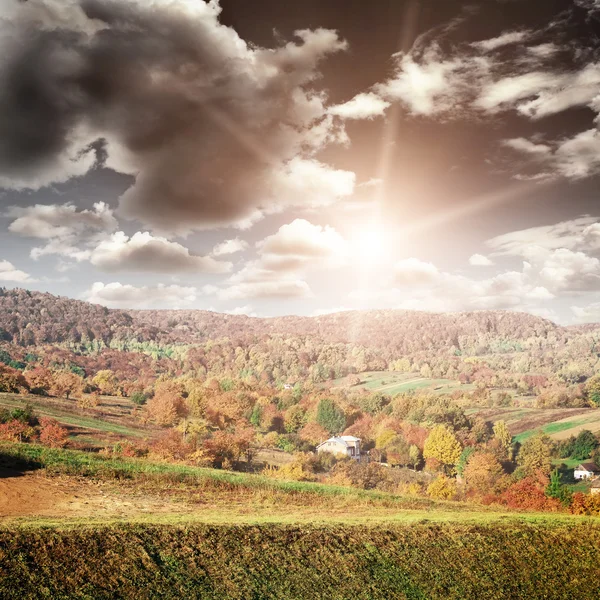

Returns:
427,475,457,500
39,417,69,448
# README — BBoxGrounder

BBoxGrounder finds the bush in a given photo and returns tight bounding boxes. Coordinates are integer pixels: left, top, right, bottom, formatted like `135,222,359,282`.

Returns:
427,475,457,500
39,418,69,448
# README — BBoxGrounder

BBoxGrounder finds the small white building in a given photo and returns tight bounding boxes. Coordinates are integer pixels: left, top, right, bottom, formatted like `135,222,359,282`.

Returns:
316,436,361,460
574,462,600,480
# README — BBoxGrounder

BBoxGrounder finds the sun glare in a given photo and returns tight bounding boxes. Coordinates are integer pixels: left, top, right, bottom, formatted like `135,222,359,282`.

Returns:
354,229,387,263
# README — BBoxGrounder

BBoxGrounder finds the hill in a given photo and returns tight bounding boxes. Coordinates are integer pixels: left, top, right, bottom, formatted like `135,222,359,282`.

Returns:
0,287,566,352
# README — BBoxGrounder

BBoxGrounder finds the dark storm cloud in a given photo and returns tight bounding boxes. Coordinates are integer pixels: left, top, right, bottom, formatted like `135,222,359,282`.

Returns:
0,0,354,232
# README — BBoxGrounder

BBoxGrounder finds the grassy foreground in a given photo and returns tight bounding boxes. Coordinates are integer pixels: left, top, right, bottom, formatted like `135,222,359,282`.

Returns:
1,522,600,599
2,443,600,598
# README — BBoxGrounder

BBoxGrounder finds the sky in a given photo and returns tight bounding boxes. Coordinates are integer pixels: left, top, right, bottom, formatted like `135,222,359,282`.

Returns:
0,0,600,323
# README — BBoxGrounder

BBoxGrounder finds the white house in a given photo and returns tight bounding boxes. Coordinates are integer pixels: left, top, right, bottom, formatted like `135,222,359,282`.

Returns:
316,436,361,460
574,462,600,480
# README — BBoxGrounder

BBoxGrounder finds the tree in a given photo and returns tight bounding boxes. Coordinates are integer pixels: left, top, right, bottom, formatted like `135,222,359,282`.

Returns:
546,468,572,506
284,404,306,433
493,420,513,460
315,399,346,435
298,422,329,446
585,374,600,407
0,364,27,393
39,417,68,448
426,475,456,500
408,444,422,471
463,452,505,495
423,425,462,475
517,433,553,477
571,430,598,460
51,371,83,400
24,367,52,396
146,381,188,426
92,370,118,395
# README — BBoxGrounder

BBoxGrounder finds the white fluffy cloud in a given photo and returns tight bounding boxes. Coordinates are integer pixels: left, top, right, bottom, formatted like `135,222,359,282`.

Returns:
376,44,483,116
212,218,346,300
211,238,249,257
257,219,347,270
0,260,34,282
8,202,117,262
486,217,599,257
471,30,531,52
8,202,116,240
83,282,199,309
329,92,390,119
469,254,494,266
394,258,440,286
217,277,312,300
89,232,231,274
572,302,600,323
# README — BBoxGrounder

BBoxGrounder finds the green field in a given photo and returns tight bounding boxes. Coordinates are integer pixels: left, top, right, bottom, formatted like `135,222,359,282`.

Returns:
0,392,155,446
331,372,474,396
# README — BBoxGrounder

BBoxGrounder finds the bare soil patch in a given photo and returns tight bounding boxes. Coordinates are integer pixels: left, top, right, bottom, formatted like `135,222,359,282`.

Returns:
0,467,189,520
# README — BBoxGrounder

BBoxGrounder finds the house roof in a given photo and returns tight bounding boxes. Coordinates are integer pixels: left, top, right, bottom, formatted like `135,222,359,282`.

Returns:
576,462,600,472
316,436,361,449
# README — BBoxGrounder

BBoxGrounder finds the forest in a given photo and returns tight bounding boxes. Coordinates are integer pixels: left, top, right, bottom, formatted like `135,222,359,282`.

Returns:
2,287,600,516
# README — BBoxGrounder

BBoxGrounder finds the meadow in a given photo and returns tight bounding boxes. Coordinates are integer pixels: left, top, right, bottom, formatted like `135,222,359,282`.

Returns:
330,371,475,395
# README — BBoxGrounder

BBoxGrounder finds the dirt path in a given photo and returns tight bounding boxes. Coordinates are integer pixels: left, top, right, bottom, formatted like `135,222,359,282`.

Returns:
0,468,192,519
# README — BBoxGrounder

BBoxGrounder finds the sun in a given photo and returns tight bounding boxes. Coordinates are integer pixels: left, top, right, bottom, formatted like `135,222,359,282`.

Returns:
353,229,387,263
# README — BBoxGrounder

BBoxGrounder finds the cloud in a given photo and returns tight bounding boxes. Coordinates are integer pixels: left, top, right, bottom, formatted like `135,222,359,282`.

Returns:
218,279,312,300
329,92,390,120
376,44,485,116
471,30,531,52
8,202,116,240
572,302,600,324
502,138,551,156
0,0,354,232
538,248,600,292
83,281,198,309
486,217,599,257
7,202,117,261
469,253,494,266
0,260,34,282
224,305,257,317
394,258,440,286
257,218,347,271
211,238,248,257
89,231,232,273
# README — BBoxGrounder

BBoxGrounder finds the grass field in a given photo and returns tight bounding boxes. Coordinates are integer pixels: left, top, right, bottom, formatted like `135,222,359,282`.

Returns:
1,442,600,598
330,371,474,396
2,521,600,599
467,407,600,443
0,392,157,448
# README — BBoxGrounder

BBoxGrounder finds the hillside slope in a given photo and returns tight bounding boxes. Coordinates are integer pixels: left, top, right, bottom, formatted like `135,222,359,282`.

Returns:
0,287,567,354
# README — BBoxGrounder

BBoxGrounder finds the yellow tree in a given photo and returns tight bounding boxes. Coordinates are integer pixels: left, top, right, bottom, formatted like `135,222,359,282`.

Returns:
493,420,513,460
463,452,505,495
517,432,553,477
423,425,462,475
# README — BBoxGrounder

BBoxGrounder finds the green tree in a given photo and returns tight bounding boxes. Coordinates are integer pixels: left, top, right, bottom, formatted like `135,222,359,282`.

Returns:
316,399,346,435
456,446,476,478
571,430,598,460
423,425,462,475
546,468,572,506
585,374,600,407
